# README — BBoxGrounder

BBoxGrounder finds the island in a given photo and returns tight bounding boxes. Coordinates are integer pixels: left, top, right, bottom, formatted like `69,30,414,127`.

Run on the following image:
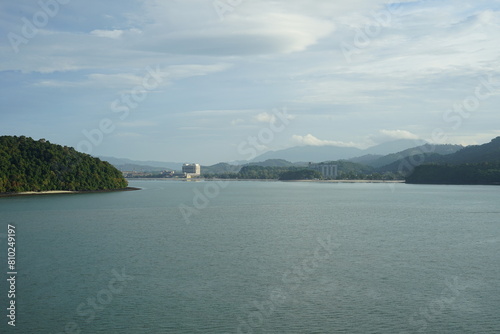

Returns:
0,136,134,195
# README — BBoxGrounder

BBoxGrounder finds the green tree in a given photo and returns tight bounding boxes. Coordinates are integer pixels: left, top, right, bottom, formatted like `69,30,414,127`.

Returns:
0,136,128,193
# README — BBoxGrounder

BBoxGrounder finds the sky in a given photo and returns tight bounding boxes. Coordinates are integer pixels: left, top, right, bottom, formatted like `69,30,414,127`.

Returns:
1,0,500,165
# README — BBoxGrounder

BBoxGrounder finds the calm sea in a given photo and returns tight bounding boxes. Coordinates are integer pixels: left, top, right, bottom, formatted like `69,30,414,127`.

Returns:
1,180,499,333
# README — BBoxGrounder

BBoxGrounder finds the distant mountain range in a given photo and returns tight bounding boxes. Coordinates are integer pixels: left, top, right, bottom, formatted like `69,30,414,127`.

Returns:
433,137,500,164
101,137,498,179
385,137,500,175
251,139,427,163
366,144,463,173
99,156,184,172
101,139,432,172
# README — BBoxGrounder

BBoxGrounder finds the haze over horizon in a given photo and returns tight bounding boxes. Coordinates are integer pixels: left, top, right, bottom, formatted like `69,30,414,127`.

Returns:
2,0,500,165
101,137,431,166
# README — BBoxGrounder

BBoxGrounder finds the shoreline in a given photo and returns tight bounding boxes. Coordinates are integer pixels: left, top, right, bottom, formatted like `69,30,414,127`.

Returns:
202,179,405,183
281,179,405,183
0,187,141,198
129,178,405,183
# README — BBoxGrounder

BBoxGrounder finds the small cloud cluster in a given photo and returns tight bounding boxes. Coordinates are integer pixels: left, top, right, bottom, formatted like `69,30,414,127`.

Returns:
255,112,277,124
368,129,420,145
379,129,419,140
90,29,124,39
292,134,358,147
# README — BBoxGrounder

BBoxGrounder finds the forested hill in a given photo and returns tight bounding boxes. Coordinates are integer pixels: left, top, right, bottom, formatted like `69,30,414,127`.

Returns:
0,136,128,193
406,136,500,185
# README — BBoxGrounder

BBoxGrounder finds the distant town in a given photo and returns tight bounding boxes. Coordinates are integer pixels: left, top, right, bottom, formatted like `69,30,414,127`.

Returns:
122,162,339,180
119,136,500,184
123,163,202,179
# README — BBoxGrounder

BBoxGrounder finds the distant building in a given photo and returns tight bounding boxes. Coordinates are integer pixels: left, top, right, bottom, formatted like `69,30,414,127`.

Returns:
161,170,175,177
308,163,338,179
182,163,201,177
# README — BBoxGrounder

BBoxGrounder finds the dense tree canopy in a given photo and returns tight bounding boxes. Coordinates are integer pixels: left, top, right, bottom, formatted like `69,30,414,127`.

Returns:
202,162,401,180
0,136,128,192
202,165,323,180
406,163,500,185
405,137,500,185
238,165,295,179
278,169,322,180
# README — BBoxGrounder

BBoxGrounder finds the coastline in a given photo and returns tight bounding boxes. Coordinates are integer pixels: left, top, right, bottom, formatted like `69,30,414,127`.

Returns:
128,177,406,183
206,179,405,183
0,187,141,198
202,178,405,183
282,180,405,183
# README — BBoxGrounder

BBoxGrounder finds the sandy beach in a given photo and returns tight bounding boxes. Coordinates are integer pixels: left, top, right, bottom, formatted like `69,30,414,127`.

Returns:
0,187,141,198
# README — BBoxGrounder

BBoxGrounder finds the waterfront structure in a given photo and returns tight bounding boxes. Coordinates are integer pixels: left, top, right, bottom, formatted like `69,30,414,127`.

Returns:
308,163,338,179
172,172,189,178
182,163,201,177
161,170,175,177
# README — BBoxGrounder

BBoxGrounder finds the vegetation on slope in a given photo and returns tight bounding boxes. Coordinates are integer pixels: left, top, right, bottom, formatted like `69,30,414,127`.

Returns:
202,165,323,180
278,169,322,180
202,160,402,180
0,136,128,193
369,144,462,168
438,137,500,164
121,137,500,184
406,137,500,185
200,162,241,174
406,163,500,185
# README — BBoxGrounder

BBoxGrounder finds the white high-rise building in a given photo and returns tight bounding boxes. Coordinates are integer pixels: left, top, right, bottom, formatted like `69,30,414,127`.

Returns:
308,163,338,179
182,163,201,176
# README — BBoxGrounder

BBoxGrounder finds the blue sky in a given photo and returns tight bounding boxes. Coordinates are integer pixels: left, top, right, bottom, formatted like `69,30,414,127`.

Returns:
1,0,500,164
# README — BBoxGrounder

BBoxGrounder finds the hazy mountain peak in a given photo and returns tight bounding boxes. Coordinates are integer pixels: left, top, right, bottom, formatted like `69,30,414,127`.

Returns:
251,139,427,163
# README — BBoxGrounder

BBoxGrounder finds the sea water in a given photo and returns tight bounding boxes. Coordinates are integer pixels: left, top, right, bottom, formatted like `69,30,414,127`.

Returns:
1,180,499,333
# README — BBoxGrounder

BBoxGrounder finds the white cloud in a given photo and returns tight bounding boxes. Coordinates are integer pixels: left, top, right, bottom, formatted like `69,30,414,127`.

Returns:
30,63,231,89
369,130,420,144
34,80,80,87
112,132,142,138
178,127,206,131
292,134,358,147
230,118,245,126
254,112,276,123
166,63,232,80
3,0,500,164
254,110,295,124
292,4,500,108
133,1,337,56
379,129,419,140
136,15,335,56
438,131,500,146
88,73,144,86
90,29,124,39
118,121,157,128
185,109,258,117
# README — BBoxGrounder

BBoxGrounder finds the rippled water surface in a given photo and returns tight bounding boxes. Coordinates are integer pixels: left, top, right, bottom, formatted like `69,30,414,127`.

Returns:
1,180,499,333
